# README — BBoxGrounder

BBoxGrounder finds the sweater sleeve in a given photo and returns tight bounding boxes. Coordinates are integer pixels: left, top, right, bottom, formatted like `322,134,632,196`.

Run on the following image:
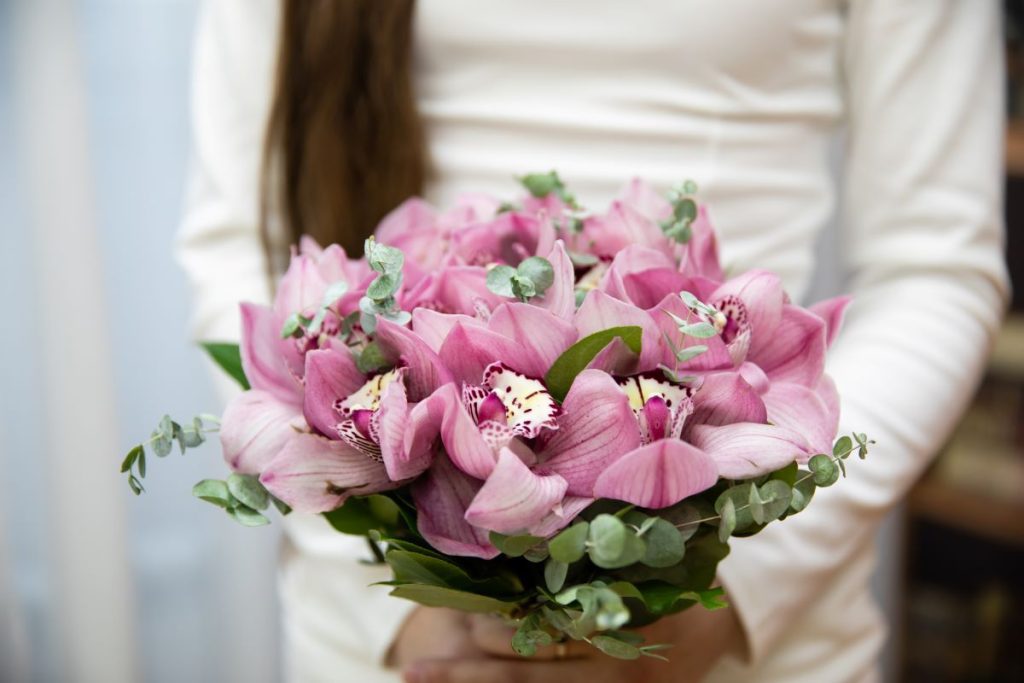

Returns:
716,0,1009,664
175,0,417,667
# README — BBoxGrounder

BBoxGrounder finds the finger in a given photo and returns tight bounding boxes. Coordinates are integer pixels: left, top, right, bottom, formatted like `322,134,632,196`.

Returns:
406,657,615,683
467,616,593,660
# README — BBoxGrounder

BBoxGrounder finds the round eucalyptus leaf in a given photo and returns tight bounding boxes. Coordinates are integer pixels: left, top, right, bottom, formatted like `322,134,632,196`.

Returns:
756,479,793,523
192,479,232,508
229,504,270,527
517,257,555,293
544,558,569,593
640,518,685,568
718,497,737,543
548,521,589,564
808,454,839,486
486,265,517,297
591,635,641,660
227,472,269,511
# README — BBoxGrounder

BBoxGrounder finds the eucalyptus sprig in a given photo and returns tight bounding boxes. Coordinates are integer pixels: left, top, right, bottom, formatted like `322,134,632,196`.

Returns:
359,237,411,333
519,170,580,211
120,413,220,495
486,257,556,303
660,291,724,365
661,180,699,244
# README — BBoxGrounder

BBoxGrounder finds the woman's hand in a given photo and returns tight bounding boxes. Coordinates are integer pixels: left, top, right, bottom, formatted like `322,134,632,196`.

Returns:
400,603,746,683
388,607,484,671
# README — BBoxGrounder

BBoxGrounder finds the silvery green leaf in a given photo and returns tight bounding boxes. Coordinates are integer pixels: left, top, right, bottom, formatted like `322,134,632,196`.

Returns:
136,449,147,478
367,273,401,301
544,558,568,593
128,475,143,496
591,634,640,660
663,220,692,244
756,480,792,523
673,197,697,223
594,588,631,630
510,274,537,301
523,546,549,563
832,435,853,458
517,257,555,294
520,171,561,197
152,430,172,458
682,179,698,194
227,473,269,511
158,415,174,440
489,532,543,558
718,497,736,543
359,310,377,334
365,239,404,273
486,265,516,297
381,309,411,326
192,479,232,508
666,503,702,543
674,344,708,363
359,295,382,315
541,606,575,635
180,425,204,448
587,514,626,562
676,321,718,338
679,291,702,308
639,518,685,568
790,474,816,512
229,505,270,527
568,251,599,268
808,454,839,486
512,616,553,657
747,482,766,525
280,312,304,339
548,521,589,564
715,483,754,533
574,288,587,307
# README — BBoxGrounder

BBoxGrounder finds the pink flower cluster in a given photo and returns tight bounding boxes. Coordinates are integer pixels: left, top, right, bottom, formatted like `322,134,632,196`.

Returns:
220,179,848,558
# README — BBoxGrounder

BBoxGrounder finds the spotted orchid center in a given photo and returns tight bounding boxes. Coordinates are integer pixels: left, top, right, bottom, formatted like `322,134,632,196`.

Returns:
618,375,695,445
462,362,561,451
333,368,401,461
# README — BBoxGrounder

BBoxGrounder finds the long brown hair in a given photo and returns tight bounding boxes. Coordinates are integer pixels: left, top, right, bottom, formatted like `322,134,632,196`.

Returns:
261,0,427,270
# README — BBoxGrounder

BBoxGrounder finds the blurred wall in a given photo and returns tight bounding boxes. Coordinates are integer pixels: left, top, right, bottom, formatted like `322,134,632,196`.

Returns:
1,0,281,681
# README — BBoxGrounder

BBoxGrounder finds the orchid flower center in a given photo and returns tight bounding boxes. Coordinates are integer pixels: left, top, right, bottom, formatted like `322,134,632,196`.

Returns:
334,368,401,461
618,375,695,444
710,295,751,365
462,362,560,451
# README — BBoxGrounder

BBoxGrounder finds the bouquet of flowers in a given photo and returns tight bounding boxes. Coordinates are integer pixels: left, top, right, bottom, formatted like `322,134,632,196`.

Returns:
122,173,870,660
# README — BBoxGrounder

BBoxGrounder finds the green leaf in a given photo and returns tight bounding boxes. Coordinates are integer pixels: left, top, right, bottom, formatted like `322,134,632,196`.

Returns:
714,484,754,533
747,483,765,525
790,473,816,512
120,444,142,473
808,454,839,486
510,274,537,301
591,635,641,660
673,344,708,363
136,449,147,478
756,480,793,523
770,461,799,487
128,475,143,495
673,197,697,223
366,273,401,301
365,238,404,273
389,584,518,614
833,436,853,458
280,312,304,339
192,479,232,508
271,496,292,516
489,532,544,558
588,515,645,569
520,171,562,198
718,497,736,543
323,496,394,535
152,429,172,458
486,265,517,298
679,586,728,610
640,518,685,568
355,342,390,374
512,616,553,657
386,550,521,596
545,326,642,402
229,504,270,527
200,342,250,390
548,521,589,563
544,558,569,593
517,257,555,294
226,473,269,511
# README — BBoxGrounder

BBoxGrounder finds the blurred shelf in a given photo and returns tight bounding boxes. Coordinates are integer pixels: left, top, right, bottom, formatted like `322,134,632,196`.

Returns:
908,477,1024,547
1008,122,1024,177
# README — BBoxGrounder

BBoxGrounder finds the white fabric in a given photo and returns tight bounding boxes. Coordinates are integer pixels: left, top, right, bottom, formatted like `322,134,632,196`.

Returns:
177,1,1008,682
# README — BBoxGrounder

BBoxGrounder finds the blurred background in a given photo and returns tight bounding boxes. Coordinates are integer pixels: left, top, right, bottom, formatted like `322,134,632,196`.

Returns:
0,1,1019,682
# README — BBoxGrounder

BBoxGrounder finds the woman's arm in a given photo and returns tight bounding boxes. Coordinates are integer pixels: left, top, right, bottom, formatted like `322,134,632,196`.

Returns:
717,0,1009,664
176,0,278,343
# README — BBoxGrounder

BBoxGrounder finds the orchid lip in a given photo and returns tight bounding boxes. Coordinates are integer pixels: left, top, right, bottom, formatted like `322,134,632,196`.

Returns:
332,368,403,462
618,374,694,444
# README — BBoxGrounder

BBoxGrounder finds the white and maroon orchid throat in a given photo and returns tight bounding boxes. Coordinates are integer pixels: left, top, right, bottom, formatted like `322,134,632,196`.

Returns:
618,374,695,445
463,362,561,445
334,367,402,461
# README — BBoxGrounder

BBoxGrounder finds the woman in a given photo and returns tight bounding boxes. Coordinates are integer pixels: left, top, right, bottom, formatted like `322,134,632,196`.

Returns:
178,2,1008,682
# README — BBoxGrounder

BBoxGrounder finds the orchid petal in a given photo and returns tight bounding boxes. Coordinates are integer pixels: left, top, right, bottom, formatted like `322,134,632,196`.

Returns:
437,384,498,479
302,343,365,437
583,200,667,258
537,241,576,320
259,433,391,514
809,295,851,348
239,303,302,404
747,305,827,386
374,317,453,401
599,245,676,302
711,270,785,358
541,370,642,496
220,390,304,474
529,496,594,538
464,449,568,534
488,304,578,374
376,371,432,481
737,362,770,395
411,309,484,353
438,323,535,385
688,372,767,428
762,381,840,455
617,177,672,222
689,422,811,479
593,440,718,509
274,254,329,319
412,456,498,559
574,290,661,372
679,206,724,281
